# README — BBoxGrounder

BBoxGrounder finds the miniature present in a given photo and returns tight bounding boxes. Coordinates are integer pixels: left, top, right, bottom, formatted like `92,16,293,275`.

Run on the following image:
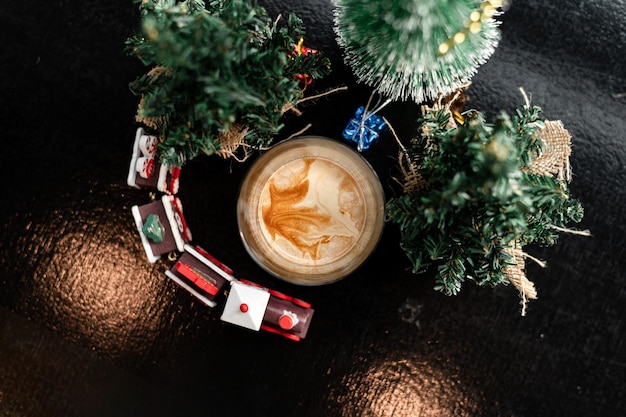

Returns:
342,106,387,151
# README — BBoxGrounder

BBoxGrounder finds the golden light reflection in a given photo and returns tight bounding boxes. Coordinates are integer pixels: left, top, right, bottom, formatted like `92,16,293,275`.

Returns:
18,185,174,357
335,357,482,417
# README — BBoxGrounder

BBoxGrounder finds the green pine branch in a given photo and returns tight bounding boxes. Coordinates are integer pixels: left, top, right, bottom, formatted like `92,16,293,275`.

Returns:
386,104,584,295
126,0,331,167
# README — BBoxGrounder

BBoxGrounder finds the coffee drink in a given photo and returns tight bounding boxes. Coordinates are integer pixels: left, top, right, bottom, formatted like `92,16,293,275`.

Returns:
238,137,384,285
259,157,366,266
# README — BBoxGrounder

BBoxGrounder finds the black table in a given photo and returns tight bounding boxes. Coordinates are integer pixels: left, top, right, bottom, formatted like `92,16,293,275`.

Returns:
1,1,625,416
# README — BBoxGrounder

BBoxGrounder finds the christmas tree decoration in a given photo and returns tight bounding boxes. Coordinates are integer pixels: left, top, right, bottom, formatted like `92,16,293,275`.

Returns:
385,92,587,314
126,0,331,167
333,0,503,103
342,95,391,151
292,37,321,90
142,213,165,243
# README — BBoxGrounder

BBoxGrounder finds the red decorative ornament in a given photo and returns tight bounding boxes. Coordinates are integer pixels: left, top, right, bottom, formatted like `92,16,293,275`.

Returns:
292,37,318,89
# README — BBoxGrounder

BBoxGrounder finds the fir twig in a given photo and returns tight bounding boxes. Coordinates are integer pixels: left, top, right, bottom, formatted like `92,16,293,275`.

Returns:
385,100,585,299
126,0,331,167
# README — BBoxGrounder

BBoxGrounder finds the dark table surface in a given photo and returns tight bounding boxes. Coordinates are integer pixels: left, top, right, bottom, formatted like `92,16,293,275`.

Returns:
1,1,625,416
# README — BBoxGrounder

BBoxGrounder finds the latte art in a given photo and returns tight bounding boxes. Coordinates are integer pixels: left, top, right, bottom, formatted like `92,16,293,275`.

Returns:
237,137,384,285
259,158,366,265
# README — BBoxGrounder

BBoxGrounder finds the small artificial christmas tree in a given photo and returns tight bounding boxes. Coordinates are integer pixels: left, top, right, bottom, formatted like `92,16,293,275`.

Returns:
126,0,331,167
385,96,586,313
333,0,502,103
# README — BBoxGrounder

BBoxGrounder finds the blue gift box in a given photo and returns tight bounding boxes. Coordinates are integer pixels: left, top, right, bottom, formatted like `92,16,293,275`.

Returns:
342,106,387,152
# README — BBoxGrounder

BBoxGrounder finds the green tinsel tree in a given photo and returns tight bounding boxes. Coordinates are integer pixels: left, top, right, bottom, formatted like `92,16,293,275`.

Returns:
385,102,585,300
333,0,502,103
126,0,331,167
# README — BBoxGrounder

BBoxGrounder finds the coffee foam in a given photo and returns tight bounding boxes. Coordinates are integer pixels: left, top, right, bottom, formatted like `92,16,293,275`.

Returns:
258,157,366,266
